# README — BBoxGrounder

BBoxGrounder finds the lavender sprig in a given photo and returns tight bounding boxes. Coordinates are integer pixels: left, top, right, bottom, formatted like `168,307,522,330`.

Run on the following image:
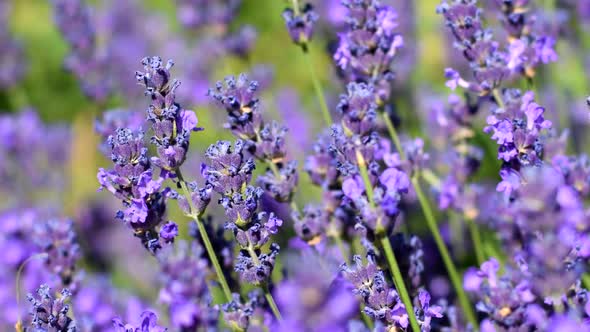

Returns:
208,74,299,206
282,0,332,125
24,285,77,332
133,56,232,302
203,140,284,319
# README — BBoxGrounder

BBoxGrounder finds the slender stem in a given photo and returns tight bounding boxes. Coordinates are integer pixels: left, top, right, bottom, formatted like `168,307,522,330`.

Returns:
412,176,478,330
355,150,375,208
176,170,232,302
247,246,283,320
492,88,505,110
333,231,351,265
291,0,300,15
264,286,283,321
361,311,374,330
382,113,404,159
583,274,590,290
380,236,421,332
466,216,485,266
301,47,333,126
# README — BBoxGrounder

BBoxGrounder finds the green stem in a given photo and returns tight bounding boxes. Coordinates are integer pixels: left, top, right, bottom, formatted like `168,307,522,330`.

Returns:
466,217,485,266
380,236,421,332
583,274,590,290
361,311,374,330
333,231,350,265
382,113,404,159
412,176,478,330
264,286,283,321
176,170,232,302
355,150,375,208
301,47,332,125
492,88,505,109
247,246,283,320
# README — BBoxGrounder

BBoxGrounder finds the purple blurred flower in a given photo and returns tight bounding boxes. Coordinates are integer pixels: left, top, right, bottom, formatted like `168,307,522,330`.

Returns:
157,240,218,330
283,2,319,48
334,1,403,104
273,253,358,332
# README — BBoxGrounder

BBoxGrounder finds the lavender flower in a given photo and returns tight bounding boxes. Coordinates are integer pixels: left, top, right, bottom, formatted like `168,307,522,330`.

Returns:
484,90,552,168
282,2,319,48
95,109,145,156
51,0,112,101
494,0,558,79
0,110,70,208
334,0,404,104
203,140,283,285
208,74,299,204
26,285,76,332
464,258,536,329
0,2,26,89
112,311,167,332
135,56,202,171
438,0,509,95
157,240,218,329
33,218,81,292
342,255,409,329
222,291,271,331
175,0,241,30
97,128,170,253
273,253,358,332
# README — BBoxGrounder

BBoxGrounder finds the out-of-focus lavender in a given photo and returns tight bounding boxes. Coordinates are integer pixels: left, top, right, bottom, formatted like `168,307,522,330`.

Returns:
0,2,26,89
0,110,70,208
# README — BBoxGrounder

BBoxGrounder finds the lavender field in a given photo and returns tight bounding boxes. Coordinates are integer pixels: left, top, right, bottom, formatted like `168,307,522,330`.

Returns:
2,0,590,331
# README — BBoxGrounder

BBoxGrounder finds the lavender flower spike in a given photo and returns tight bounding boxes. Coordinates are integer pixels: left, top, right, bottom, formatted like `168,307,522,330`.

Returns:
112,311,167,332
135,56,202,172
26,285,76,332
282,1,319,49
97,128,171,253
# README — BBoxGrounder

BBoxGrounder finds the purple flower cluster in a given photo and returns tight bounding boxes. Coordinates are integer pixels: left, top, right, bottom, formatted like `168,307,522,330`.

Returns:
493,0,558,79
175,0,241,30
203,140,283,285
222,291,270,331
439,0,557,94
26,284,76,332
334,0,404,104
308,82,410,237
135,56,202,171
51,0,112,101
273,253,358,331
0,110,70,208
342,255,442,331
32,217,81,292
97,128,172,253
208,74,299,204
282,2,319,48
157,239,218,329
484,90,552,168
112,311,166,332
